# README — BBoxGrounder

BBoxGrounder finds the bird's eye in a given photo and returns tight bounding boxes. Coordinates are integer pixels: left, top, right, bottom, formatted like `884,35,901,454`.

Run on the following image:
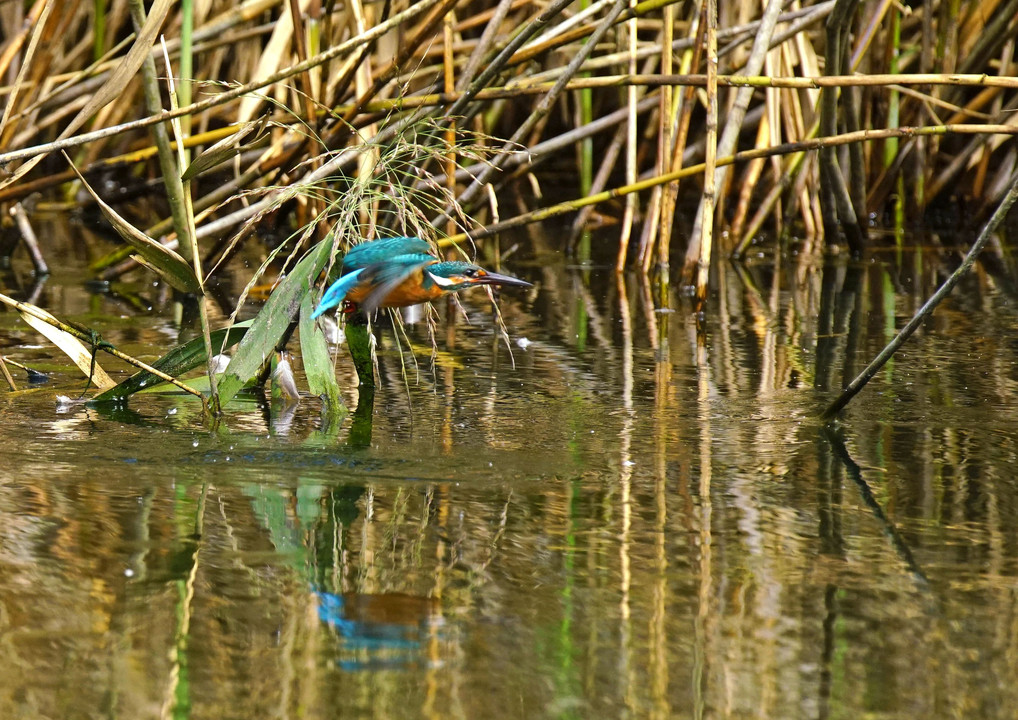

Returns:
464,268,478,277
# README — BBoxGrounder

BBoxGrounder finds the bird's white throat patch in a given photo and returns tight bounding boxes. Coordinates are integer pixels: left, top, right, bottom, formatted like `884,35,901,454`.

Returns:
427,271,457,287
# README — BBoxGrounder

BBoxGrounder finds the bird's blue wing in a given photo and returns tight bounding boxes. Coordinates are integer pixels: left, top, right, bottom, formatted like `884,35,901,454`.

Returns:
359,257,434,313
313,238,436,317
342,237,432,272
311,268,365,318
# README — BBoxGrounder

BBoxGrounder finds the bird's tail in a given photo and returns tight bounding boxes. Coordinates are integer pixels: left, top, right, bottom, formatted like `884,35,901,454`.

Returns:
311,269,364,319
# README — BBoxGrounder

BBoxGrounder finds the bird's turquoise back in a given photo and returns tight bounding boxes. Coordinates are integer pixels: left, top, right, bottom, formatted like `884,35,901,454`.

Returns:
342,237,433,273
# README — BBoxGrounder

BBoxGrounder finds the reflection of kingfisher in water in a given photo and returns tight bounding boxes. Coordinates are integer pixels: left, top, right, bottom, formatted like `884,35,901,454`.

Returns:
311,237,532,318
316,590,446,670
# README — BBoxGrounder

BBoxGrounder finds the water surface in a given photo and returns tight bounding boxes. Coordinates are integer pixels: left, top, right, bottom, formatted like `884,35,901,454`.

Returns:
2,227,1017,719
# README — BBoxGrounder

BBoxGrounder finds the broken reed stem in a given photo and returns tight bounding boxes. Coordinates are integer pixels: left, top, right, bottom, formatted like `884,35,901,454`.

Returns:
0,355,16,391
821,164,1018,420
10,202,49,275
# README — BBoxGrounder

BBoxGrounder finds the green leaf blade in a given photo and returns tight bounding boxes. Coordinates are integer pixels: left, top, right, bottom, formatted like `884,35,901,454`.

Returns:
216,238,333,407
89,321,251,404
299,295,344,414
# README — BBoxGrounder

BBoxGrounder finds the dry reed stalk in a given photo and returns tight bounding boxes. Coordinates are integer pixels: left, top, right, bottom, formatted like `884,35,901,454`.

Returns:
654,1,676,277
925,98,1018,202
728,112,771,243
0,356,16,391
0,0,173,190
2,0,1018,299
685,0,782,282
432,0,626,230
442,121,1018,248
443,7,458,238
0,0,440,169
696,0,717,306
823,162,1018,419
457,0,517,92
0,0,55,148
733,141,812,258
571,122,626,238
615,0,640,272
7,68,1018,180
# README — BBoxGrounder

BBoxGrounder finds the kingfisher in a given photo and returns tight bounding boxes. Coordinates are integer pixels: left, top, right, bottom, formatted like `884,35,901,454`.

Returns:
311,237,532,319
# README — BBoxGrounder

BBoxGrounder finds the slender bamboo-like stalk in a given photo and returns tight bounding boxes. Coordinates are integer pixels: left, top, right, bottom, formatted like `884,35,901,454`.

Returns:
432,0,628,230
654,1,675,276
3,0,1018,341
822,164,1018,419
696,0,717,306
686,0,783,280
616,0,639,272
656,3,703,267
162,42,219,413
6,69,1018,174
443,6,458,238
441,122,1018,247
0,356,16,391
129,0,192,262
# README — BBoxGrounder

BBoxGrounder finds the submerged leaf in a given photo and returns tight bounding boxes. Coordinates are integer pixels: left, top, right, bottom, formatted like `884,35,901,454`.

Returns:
20,311,116,391
216,238,334,407
89,322,251,404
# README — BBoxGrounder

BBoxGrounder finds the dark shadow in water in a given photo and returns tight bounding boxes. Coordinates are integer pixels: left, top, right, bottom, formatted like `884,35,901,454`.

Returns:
821,424,928,586
815,261,864,394
89,402,154,426
816,424,937,719
348,385,374,448
814,426,845,720
818,584,839,720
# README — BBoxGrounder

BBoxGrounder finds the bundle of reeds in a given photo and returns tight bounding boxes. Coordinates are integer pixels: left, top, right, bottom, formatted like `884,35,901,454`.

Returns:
1,0,1016,413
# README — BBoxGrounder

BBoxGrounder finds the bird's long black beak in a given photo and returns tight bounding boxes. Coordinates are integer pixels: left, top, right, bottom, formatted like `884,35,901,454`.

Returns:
476,270,532,289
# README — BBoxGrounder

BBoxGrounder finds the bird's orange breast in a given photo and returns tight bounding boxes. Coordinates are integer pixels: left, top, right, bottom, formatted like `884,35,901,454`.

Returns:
345,268,446,308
